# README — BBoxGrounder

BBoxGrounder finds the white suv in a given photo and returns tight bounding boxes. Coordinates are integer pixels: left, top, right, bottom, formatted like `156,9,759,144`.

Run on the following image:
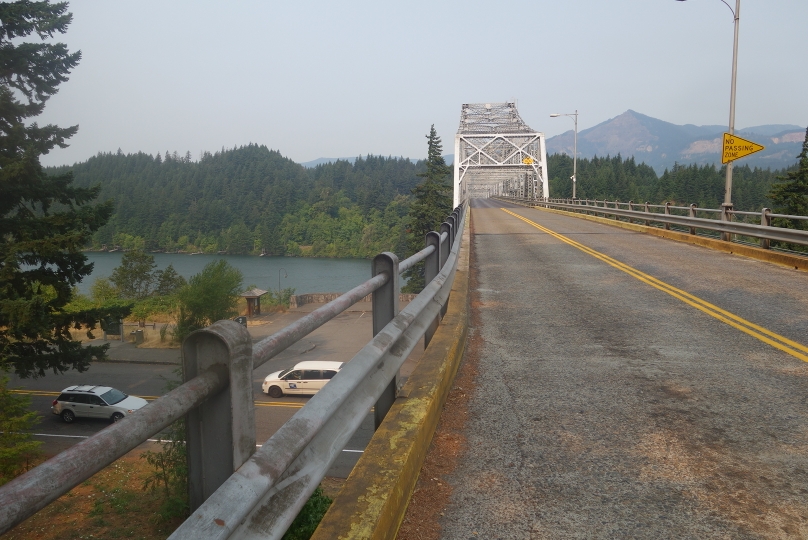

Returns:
51,385,148,423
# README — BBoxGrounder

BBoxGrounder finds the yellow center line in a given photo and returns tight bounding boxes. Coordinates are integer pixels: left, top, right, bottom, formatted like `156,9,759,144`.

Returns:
502,208,808,363
255,401,305,409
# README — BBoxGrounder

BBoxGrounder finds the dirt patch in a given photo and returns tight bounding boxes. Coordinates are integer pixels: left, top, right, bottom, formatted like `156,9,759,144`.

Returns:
2,451,183,540
637,425,808,538
3,453,346,540
397,216,481,540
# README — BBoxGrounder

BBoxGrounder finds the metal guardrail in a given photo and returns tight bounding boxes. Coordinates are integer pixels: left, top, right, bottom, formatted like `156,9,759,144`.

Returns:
497,197,808,250
0,204,467,539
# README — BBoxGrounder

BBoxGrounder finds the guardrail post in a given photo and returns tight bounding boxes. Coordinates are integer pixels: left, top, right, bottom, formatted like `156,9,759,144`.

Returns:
372,252,399,430
628,201,634,224
664,202,671,230
644,201,651,226
183,320,255,511
761,208,772,249
447,214,456,246
439,222,452,318
424,231,442,348
721,203,733,241
689,204,697,235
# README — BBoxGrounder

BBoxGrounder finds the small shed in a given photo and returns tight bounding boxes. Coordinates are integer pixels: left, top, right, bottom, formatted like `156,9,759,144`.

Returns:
240,288,268,317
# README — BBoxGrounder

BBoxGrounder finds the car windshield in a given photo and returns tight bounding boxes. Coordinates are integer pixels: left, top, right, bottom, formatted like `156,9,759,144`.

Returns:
100,388,127,405
277,368,291,378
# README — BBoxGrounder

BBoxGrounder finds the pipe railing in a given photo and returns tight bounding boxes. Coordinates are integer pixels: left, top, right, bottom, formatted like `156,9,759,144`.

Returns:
0,203,467,538
496,197,808,250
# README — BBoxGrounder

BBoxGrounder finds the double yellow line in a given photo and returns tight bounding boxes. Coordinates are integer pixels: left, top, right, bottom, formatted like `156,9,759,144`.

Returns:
502,208,808,363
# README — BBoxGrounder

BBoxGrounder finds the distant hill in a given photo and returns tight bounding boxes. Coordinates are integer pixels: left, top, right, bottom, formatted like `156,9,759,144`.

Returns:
300,157,357,168
53,147,423,257
299,155,454,168
546,110,804,173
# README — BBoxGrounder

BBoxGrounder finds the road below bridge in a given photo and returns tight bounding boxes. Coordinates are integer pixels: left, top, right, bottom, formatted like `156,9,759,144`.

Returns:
426,198,808,538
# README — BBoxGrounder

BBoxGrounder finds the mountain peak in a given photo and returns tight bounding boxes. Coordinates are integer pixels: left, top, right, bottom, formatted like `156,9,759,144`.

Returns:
546,111,804,173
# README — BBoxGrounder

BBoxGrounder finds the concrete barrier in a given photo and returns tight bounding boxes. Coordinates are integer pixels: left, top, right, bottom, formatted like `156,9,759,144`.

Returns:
310,210,471,540
533,205,808,272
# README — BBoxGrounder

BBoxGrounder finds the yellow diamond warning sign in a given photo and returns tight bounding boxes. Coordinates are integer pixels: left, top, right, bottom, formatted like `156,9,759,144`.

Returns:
522,157,534,164
722,133,765,164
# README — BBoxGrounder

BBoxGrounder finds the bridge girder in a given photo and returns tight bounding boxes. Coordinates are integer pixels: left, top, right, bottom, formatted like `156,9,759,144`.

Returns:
453,102,549,205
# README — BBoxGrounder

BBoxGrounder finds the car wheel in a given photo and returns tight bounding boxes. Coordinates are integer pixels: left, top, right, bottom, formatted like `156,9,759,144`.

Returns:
267,386,283,398
111,412,124,423
61,409,76,423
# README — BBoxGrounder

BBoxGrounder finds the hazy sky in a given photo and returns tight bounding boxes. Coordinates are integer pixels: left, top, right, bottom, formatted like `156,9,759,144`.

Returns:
36,0,808,167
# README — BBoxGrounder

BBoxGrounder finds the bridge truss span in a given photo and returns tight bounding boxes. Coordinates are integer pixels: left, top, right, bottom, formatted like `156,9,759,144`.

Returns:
453,102,549,206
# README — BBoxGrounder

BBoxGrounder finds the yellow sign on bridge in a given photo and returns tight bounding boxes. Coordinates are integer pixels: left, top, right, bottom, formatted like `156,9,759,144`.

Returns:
722,133,765,164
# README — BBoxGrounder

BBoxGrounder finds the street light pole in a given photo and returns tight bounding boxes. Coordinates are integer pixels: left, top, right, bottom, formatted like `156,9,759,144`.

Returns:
550,110,578,199
678,0,741,231
725,0,741,217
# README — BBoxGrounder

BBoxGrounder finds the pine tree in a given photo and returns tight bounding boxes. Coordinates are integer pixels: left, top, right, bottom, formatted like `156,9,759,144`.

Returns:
768,128,808,224
402,126,452,293
767,128,808,252
0,2,115,378
110,250,158,300
0,375,42,485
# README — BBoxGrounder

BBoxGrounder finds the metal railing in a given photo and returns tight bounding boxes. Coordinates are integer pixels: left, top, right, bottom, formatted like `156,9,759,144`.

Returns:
0,203,467,539
497,197,808,250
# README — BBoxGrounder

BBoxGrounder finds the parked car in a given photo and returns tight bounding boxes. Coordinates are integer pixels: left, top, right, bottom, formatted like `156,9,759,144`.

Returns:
262,361,344,398
51,385,148,423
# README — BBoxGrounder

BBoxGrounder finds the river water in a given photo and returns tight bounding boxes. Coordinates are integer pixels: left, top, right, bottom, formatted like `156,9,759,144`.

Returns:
78,252,372,296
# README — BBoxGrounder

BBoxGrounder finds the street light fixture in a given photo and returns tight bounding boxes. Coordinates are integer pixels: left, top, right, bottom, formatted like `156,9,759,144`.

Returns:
677,0,741,230
550,110,578,199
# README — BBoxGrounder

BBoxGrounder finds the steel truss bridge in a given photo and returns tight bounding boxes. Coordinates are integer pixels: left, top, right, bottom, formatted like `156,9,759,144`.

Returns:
453,102,549,206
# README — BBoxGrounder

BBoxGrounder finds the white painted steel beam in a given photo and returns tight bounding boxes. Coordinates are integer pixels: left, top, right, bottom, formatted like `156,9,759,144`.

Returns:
453,102,549,206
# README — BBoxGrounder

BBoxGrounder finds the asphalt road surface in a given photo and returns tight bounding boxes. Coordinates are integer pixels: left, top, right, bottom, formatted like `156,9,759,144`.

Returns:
439,198,808,539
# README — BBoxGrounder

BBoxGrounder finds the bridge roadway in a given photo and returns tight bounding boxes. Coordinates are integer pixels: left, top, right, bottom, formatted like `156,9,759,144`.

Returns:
432,198,808,538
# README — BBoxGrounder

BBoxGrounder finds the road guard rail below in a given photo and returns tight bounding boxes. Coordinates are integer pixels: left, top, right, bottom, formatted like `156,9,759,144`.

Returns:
0,204,467,540
497,197,808,250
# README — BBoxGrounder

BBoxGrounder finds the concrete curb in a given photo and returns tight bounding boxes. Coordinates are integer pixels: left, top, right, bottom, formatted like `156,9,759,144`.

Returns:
311,209,471,540
532,205,808,272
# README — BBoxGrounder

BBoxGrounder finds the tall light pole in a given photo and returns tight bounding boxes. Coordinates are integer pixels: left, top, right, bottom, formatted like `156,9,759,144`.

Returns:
677,0,741,227
550,110,578,199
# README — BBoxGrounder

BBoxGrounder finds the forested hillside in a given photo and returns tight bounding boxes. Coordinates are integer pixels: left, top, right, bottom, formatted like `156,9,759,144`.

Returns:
51,146,795,259
52,145,423,257
547,153,793,211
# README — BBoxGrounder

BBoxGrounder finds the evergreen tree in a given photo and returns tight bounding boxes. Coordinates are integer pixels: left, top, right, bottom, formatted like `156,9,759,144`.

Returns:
154,264,186,296
402,126,452,293
768,128,808,251
768,128,808,225
110,250,157,300
0,375,42,485
0,1,115,378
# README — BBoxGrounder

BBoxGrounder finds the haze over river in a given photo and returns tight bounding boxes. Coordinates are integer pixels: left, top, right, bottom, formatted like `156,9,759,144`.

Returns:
79,252,371,296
